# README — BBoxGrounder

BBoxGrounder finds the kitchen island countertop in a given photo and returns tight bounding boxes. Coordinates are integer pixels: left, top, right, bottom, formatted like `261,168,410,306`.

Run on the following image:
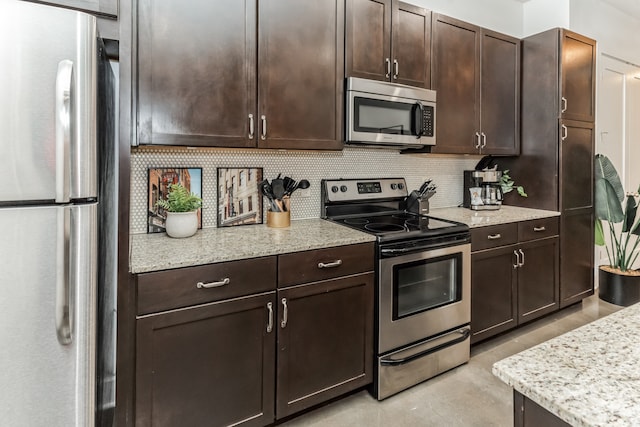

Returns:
130,218,376,274
493,303,640,427
431,205,560,228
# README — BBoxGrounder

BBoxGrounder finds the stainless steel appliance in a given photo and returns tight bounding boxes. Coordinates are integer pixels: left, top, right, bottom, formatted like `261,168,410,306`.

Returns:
0,2,116,426
345,77,436,150
463,169,503,210
322,178,471,400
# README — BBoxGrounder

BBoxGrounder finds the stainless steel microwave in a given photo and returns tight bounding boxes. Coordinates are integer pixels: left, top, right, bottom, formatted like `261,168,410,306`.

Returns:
346,77,436,150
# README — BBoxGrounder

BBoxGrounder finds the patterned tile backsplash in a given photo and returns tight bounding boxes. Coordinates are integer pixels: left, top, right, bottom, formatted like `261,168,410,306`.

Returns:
130,146,481,233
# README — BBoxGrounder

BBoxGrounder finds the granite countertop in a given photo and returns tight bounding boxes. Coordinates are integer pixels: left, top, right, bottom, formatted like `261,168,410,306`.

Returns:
431,205,560,228
129,218,376,274
493,303,640,427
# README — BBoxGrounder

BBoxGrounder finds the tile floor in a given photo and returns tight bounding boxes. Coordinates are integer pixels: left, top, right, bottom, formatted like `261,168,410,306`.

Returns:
280,296,621,427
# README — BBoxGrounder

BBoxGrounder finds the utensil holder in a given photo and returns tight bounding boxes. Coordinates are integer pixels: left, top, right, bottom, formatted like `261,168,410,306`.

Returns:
267,210,290,228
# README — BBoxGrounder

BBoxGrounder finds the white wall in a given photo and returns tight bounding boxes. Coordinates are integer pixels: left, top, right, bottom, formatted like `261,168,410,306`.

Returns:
522,0,570,36
410,0,523,36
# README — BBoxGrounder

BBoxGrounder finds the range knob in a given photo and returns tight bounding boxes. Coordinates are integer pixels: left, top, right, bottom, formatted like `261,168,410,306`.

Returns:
391,183,397,190
340,185,348,192
331,185,339,193
398,183,404,190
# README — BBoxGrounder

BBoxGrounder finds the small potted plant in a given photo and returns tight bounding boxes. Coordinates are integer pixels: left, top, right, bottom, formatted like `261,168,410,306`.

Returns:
595,154,640,306
156,183,203,238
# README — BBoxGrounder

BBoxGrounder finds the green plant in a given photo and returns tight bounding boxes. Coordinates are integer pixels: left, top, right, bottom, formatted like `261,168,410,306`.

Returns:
156,183,202,213
595,154,640,273
500,170,527,197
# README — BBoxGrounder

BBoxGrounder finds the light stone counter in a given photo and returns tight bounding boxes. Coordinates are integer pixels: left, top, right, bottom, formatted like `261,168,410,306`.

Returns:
493,303,640,427
130,218,376,274
430,205,560,228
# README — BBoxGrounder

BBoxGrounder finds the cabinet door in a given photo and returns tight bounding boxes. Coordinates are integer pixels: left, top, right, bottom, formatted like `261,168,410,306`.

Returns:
136,293,276,427
517,237,559,324
276,273,374,418
345,0,392,82
561,30,596,122
258,0,344,150
471,246,517,344
480,29,520,155
393,2,431,88
560,210,594,308
137,0,257,147
560,120,594,211
431,14,480,154
33,0,117,16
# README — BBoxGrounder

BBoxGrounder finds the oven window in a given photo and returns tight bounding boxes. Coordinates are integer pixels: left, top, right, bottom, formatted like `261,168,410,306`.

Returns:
393,253,462,319
354,97,413,135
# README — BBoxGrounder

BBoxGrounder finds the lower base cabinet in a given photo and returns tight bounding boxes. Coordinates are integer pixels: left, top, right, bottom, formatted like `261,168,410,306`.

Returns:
471,218,559,344
134,243,375,426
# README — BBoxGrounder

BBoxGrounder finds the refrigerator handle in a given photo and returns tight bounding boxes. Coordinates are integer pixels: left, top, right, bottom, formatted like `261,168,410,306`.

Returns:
55,60,73,204
56,207,73,345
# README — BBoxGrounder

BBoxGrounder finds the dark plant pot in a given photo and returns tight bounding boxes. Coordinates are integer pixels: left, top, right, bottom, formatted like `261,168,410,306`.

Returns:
599,267,640,306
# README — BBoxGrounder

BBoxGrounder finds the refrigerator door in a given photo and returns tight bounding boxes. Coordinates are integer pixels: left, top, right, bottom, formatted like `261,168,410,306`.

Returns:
0,1,97,204
0,204,97,427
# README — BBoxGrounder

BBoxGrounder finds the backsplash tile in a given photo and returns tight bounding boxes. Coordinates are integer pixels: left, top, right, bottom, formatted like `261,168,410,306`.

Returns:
130,146,480,233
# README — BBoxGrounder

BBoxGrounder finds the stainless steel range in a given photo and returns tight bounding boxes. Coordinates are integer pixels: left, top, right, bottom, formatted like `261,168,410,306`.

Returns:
321,178,471,400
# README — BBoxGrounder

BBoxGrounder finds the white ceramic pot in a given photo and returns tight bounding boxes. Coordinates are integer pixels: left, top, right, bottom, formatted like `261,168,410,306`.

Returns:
165,211,198,238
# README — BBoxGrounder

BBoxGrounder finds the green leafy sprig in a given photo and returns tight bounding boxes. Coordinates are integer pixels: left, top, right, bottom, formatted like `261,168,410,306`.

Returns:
156,183,202,213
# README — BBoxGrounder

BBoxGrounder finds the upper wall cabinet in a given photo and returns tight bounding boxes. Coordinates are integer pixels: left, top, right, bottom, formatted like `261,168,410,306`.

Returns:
560,30,596,122
30,0,117,17
346,0,431,88
137,0,344,150
431,14,520,155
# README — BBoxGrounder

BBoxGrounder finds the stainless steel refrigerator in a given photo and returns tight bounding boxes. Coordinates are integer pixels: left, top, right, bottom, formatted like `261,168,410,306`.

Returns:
0,1,116,426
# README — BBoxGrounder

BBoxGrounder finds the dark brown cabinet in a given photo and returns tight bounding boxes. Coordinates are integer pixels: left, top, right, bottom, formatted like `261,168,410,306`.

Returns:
137,0,344,150
134,243,374,425
431,14,519,155
31,0,117,16
346,0,431,88
501,28,596,308
471,218,559,344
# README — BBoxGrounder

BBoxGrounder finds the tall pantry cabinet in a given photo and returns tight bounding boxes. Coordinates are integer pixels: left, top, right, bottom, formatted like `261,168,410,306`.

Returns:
501,29,596,308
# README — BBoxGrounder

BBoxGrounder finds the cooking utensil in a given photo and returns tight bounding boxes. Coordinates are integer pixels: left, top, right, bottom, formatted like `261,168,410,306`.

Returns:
293,179,310,193
259,179,280,212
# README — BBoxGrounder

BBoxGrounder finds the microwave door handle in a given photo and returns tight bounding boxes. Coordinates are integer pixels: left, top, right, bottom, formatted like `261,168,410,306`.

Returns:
411,103,424,138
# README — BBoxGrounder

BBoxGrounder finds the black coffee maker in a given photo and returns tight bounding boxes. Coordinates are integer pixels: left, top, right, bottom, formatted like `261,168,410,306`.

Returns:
463,156,503,210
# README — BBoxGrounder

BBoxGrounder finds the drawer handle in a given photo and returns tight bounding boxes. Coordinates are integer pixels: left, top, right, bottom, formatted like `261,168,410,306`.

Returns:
266,302,273,333
318,260,343,269
533,226,546,232
487,234,502,240
281,298,288,329
196,277,230,289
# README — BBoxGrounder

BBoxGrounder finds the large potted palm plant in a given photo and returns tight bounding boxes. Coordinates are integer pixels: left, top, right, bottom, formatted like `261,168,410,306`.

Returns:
595,154,640,306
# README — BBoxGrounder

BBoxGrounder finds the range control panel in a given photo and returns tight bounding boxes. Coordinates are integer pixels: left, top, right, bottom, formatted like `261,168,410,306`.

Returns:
323,178,408,202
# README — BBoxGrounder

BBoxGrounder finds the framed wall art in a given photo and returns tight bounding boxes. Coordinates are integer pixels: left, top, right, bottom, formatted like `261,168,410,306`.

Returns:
217,167,263,227
147,167,203,233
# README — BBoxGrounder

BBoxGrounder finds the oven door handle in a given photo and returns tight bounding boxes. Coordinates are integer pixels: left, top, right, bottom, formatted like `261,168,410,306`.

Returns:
380,328,471,367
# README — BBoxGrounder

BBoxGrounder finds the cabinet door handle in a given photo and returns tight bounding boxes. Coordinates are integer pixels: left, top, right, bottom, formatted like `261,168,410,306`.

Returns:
196,277,230,289
248,114,254,139
561,96,567,113
518,249,525,267
266,302,273,333
487,233,502,240
280,298,288,328
481,132,487,148
533,226,546,232
393,59,399,79
261,115,267,140
561,124,568,141
318,259,342,269
385,58,391,78
513,250,520,269
475,132,481,149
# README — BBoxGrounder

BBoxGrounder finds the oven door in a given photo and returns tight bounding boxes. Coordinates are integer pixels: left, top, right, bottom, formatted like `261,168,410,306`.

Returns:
378,243,471,353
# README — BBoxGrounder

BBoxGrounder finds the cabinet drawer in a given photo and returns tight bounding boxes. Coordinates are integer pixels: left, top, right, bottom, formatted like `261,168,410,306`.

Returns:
137,256,277,315
278,243,375,287
471,223,518,252
518,217,559,241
